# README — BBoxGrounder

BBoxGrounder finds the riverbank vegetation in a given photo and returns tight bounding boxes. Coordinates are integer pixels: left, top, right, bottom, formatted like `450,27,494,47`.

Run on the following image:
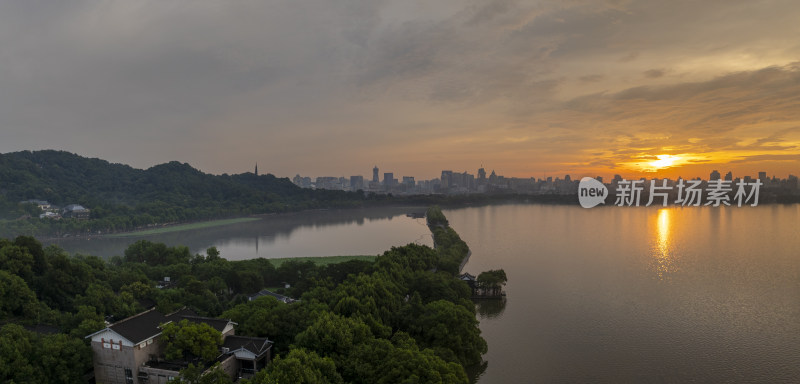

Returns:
104,217,260,238
427,206,471,275
267,255,377,268
0,209,489,383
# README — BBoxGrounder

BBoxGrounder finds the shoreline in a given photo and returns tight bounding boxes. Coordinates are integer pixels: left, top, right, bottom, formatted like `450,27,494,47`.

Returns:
103,217,261,238
36,204,432,242
15,198,800,242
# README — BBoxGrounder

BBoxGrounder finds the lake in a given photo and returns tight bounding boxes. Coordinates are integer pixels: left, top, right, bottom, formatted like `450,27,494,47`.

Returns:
448,204,800,383
46,207,432,259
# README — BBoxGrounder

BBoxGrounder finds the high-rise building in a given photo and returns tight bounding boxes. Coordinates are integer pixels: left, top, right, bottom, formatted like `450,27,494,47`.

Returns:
373,166,379,183
451,172,465,188
441,170,453,189
350,175,364,190
463,172,475,190
383,172,395,187
758,171,767,181
478,168,486,182
724,171,732,181
710,170,721,180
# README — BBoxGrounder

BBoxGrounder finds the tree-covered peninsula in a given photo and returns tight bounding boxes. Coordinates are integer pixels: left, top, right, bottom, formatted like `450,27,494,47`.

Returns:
0,208,490,383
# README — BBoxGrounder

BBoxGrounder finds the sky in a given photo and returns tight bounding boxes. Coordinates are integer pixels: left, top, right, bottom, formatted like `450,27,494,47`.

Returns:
1,0,799,180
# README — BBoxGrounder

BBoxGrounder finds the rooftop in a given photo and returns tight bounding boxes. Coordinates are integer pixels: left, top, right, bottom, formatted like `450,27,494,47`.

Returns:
105,308,197,344
181,315,233,333
223,335,273,358
63,204,89,211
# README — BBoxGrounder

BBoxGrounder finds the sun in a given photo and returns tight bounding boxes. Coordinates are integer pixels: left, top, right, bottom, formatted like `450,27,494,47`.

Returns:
649,154,680,169
623,153,699,173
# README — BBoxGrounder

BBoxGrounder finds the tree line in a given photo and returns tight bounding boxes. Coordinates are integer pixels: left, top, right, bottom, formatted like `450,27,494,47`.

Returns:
0,150,379,237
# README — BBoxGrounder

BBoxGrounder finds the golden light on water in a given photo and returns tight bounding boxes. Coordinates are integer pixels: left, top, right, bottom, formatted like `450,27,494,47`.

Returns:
654,208,677,280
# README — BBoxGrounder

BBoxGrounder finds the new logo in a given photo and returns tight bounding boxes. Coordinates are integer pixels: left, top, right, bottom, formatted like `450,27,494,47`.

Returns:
578,177,608,208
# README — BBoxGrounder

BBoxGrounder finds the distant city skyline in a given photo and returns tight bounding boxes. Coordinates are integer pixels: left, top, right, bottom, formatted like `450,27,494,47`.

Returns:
293,164,799,196
288,164,798,184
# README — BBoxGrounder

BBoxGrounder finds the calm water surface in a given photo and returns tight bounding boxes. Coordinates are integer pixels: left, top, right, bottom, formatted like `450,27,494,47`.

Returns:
447,204,800,383
47,207,432,259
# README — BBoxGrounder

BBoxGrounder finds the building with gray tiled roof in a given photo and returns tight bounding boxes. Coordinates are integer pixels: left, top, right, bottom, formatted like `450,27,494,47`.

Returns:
86,308,271,383
62,203,91,219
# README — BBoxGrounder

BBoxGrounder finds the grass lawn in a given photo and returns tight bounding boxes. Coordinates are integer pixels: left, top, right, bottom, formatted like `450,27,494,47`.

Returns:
105,217,260,238
268,255,377,268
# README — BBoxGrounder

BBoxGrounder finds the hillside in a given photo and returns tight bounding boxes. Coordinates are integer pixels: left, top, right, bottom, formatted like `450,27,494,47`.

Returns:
0,150,367,236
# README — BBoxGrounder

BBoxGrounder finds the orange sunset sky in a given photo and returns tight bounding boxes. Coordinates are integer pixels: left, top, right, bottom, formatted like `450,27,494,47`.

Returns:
0,1,798,180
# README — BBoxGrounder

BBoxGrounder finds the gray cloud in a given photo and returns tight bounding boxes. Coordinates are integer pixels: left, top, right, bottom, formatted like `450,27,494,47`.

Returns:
643,69,667,78
579,74,605,83
0,0,799,178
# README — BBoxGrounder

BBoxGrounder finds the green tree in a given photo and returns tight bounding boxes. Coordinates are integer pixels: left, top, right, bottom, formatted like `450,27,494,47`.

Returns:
426,206,449,228
120,281,157,301
326,273,403,329
37,248,93,311
294,312,372,361
13,236,47,275
477,269,507,297
0,242,34,282
222,297,325,350
65,305,106,338
125,240,191,266
0,323,92,383
75,283,119,316
245,348,343,384
161,320,223,363
37,332,93,383
205,246,221,262
0,324,42,383
175,363,233,384
375,244,439,273
342,337,468,384
409,300,487,367
0,270,38,320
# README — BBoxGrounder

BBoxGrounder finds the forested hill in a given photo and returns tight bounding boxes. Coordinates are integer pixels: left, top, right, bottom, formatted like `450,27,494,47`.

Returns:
0,150,369,236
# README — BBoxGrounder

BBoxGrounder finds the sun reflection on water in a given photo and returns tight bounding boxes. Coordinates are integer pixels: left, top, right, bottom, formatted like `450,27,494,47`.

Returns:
654,208,677,280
